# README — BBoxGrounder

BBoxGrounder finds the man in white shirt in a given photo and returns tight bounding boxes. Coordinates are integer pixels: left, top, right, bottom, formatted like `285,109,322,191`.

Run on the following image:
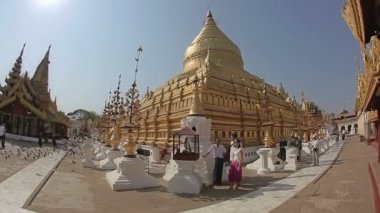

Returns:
310,136,320,166
204,138,227,186
0,123,6,149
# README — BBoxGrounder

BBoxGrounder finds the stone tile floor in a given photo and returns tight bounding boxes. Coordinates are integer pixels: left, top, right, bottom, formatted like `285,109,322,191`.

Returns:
0,138,343,213
183,139,345,213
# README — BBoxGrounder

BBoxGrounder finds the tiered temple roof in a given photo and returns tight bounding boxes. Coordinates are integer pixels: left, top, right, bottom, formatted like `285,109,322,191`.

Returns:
0,44,69,137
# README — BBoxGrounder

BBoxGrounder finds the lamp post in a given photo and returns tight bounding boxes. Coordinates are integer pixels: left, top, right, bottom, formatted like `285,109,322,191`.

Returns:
122,46,143,158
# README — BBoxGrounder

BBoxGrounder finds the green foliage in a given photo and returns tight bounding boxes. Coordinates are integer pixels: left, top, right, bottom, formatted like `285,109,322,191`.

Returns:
67,109,99,121
308,101,321,114
83,111,98,121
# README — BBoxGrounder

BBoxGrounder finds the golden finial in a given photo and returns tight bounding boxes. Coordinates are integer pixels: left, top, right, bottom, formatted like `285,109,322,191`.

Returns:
207,9,213,18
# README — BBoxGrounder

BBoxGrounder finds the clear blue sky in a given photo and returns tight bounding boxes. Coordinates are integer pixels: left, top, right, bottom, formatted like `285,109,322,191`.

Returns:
0,0,359,115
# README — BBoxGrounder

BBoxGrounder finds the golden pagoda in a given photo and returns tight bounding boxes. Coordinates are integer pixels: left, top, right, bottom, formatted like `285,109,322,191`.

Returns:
0,44,69,138
137,11,313,147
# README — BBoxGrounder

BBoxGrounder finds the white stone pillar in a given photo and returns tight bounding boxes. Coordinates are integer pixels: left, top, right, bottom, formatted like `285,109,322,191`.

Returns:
257,148,271,175
181,115,213,186
82,142,95,168
284,147,298,171
96,146,111,160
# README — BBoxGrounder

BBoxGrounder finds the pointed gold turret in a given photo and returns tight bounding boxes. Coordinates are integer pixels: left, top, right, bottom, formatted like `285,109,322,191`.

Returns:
12,43,26,76
183,10,244,73
188,75,204,116
32,45,50,83
32,45,51,99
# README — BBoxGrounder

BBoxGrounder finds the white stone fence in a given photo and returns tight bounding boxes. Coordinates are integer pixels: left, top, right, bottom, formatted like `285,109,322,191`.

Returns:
241,146,262,164
6,133,40,142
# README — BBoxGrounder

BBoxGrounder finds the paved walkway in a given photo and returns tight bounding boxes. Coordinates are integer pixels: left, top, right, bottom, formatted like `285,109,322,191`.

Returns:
184,138,346,213
271,135,375,213
0,150,66,212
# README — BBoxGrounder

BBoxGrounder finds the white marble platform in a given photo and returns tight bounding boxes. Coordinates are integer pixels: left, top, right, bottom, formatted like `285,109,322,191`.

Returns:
183,139,346,213
0,150,66,212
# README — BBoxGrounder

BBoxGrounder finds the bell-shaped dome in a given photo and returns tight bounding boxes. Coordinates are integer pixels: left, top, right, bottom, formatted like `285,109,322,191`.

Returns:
183,10,244,73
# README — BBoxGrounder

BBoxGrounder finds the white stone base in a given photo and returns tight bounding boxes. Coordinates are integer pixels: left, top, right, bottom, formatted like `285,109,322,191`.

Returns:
328,139,336,147
82,158,95,168
167,160,203,194
96,146,111,160
106,157,161,191
194,156,213,186
302,142,312,155
256,148,271,175
82,142,96,168
96,150,124,170
321,140,329,150
162,159,178,181
222,162,229,182
246,147,284,171
284,148,298,171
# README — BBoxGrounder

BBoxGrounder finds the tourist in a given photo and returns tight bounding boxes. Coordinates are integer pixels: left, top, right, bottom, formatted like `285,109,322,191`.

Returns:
230,132,238,146
279,138,287,161
295,137,302,160
204,137,227,186
225,132,238,163
341,129,346,141
38,130,43,147
310,136,320,166
0,123,5,149
228,139,243,190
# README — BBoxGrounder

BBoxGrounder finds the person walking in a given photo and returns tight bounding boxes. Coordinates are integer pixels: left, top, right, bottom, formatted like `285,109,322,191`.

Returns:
295,137,302,160
229,139,243,190
341,129,346,141
0,123,5,149
311,136,320,166
204,138,227,186
279,138,287,161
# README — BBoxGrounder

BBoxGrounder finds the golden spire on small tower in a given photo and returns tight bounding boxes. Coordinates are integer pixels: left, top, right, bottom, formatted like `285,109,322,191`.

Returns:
188,75,203,116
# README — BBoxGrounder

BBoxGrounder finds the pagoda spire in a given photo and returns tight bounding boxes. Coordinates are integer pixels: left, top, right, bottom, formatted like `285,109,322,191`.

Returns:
32,45,51,97
32,45,50,83
13,43,26,74
207,9,212,18
5,43,26,87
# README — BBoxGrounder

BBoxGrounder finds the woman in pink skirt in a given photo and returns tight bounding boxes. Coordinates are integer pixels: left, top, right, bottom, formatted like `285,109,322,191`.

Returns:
229,139,243,190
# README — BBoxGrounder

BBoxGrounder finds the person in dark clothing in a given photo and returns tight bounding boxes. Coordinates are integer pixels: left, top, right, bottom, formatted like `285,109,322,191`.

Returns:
279,138,287,161
295,137,302,160
38,131,43,148
0,123,6,149
204,138,227,186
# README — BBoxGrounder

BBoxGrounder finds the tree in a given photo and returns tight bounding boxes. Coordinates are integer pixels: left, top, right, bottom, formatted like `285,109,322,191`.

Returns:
340,109,349,114
67,109,99,121
83,111,99,121
308,101,321,114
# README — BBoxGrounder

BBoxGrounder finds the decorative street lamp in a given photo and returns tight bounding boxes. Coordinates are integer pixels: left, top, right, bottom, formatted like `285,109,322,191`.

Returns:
260,81,276,148
122,46,143,158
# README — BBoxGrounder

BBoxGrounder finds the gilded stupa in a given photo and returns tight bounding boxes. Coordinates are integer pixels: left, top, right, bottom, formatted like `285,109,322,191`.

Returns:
137,11,311,147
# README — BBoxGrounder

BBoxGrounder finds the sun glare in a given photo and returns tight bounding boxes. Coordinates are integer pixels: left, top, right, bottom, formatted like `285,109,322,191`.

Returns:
36,0,61,8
